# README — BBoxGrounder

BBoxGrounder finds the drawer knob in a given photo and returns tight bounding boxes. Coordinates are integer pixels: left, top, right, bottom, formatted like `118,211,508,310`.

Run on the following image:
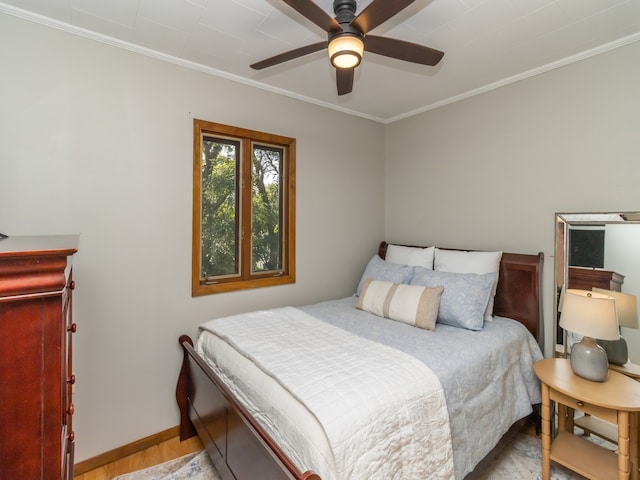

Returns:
68,403,74,415
69,431,75,442
67,374,76,385
67,323,77,333
68,280,76,290
576,401,584,408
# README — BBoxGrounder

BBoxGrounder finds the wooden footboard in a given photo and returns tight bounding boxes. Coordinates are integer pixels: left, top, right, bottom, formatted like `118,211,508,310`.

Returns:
176,335,321,480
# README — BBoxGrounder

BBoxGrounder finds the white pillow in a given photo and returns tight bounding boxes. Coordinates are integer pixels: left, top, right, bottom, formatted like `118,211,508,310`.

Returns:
385,244,435,269
434,248,502,321
357,278,444,331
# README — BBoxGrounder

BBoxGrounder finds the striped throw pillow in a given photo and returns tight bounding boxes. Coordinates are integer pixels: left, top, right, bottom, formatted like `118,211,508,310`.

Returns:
357,278,444,330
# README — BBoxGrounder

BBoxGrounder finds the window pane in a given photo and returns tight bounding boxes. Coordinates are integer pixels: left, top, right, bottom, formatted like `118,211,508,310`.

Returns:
251,144,283,273
200,136,240,278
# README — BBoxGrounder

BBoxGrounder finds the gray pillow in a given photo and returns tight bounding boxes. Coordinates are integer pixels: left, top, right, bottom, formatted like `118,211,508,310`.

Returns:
410,267,496,330
355,255,413,296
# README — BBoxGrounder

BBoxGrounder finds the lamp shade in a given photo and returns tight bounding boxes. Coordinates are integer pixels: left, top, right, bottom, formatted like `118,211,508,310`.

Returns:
559,289,619,340
592,288,639,329
328,34,364,69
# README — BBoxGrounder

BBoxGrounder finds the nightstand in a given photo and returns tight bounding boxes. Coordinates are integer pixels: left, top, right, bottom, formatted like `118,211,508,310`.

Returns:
573,363,640,445
534,358,640,480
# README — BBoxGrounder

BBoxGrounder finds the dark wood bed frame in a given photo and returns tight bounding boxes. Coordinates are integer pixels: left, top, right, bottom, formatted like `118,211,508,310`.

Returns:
176,242,544,480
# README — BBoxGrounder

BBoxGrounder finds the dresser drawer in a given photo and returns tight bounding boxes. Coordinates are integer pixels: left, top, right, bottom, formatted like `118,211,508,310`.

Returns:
551,388,618,424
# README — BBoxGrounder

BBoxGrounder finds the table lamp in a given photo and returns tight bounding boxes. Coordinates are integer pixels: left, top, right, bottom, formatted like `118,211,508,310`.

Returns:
559,289,619,382
592,288,638,365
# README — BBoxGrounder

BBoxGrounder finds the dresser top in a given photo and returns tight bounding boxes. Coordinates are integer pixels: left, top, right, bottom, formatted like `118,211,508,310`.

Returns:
0,235,79,258
0,235,79,297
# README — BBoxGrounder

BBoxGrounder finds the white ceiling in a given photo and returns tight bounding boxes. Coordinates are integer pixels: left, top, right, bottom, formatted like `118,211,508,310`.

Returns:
2,0,640,123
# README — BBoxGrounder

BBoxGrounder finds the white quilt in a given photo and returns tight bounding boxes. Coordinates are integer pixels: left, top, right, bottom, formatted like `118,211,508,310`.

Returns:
198,306,455,480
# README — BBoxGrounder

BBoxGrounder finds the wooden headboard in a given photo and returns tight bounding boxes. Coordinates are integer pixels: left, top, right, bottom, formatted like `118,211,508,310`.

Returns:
378,241,544,344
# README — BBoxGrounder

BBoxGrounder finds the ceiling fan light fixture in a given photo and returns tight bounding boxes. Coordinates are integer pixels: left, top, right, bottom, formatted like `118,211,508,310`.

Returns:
328,34,364,69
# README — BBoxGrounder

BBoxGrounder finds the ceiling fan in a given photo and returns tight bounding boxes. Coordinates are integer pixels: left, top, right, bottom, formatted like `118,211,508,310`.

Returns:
250,0,444,95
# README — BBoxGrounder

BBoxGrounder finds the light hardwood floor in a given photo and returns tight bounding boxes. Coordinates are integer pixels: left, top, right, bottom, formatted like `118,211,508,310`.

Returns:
74,435,203,480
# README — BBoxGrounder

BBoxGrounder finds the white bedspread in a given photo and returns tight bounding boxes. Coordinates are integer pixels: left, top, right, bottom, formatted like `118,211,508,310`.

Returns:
198,306,454,480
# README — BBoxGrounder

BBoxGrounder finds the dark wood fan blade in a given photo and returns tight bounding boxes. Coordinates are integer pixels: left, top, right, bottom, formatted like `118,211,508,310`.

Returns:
351,0,416,34
365,35,444,66
282,0,342,33
336,67,354,95
250,42,326,70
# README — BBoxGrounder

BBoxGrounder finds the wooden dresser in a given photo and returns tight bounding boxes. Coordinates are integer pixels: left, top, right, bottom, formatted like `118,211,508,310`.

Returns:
0,235,79,480
568,267,624,292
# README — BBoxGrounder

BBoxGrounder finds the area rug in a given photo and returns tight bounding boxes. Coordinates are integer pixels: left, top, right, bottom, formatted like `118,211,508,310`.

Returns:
112,451,219,480
467,429,610,480
114,431,615,479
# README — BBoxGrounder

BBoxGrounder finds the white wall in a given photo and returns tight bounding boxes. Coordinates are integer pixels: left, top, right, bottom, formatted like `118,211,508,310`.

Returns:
384,40,640,357
0,13,385,461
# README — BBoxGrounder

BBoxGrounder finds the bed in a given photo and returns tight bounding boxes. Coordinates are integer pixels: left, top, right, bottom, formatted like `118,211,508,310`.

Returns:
176,241,544,480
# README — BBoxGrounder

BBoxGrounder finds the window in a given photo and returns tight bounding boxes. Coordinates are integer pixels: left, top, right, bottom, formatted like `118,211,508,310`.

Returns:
192,120,295,295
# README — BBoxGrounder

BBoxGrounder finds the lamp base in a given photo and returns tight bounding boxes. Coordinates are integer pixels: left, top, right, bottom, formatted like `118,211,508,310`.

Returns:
570,336,609,382
597,336,629,366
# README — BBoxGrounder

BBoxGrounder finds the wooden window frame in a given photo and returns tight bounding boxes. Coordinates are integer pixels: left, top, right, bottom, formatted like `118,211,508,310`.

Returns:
192,119,295,295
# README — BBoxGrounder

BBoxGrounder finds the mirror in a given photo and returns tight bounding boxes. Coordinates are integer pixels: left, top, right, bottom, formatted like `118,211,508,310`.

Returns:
555,212,640,364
